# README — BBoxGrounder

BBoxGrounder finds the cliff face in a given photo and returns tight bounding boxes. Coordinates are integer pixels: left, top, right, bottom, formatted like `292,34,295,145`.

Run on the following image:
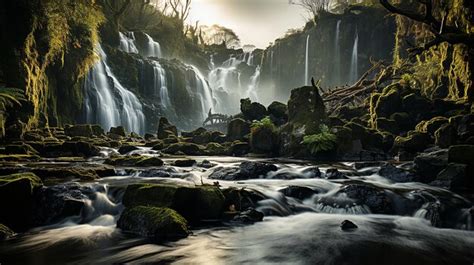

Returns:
257,7,396,104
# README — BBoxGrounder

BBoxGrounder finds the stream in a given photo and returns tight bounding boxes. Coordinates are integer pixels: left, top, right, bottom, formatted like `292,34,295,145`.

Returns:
1,151,473,265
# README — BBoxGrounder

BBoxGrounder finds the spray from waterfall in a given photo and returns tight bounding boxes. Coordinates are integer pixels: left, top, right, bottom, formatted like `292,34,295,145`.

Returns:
84,45,145,134
349,28,359,83
305,35,310,85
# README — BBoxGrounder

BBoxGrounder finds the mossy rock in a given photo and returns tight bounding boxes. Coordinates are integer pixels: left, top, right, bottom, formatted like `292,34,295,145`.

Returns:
228,141,250,156
227,118,250,141
390,112,414,131
64,124,94,137
250,126,278,154
157,117,177,139
162,142,205,155
122,184,225,223
1,144,39,155
105,155,164,167
0,173,43,231
402,93,432,116
117,206,188,241
267,101,288,126
394,131,433,153
29,165,114,181
0,223,14,240
287,86,326,134
375,118,399,135
373,86,402,118
415,117,448,136
109,126,127,137
205,142,226,155
240,98,267,121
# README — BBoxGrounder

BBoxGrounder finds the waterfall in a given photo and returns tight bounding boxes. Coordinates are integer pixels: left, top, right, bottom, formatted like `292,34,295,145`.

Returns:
118,32,139,54
84,45,145,134
349,29,359,83
246,66,261,101
151,61,174,119
189,65,215,119
334,20,342,84
246,51,255,66
144,33,162,58
304,35,310,85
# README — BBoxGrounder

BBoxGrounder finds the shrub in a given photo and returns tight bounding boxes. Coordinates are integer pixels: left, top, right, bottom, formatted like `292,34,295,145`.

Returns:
250,116,277,133
302,125,337,154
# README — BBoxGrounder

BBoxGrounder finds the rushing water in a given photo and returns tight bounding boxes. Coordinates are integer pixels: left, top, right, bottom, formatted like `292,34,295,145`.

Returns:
305,35,310,86
119,32,139,54
84,45,145,134
1,151,473,264
144,33,162,58
349,28,359,84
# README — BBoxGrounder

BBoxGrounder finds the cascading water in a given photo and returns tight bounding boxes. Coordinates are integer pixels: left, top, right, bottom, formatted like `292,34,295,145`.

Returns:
304,35,310,85
151,61,175,120
189,65,215,119
333,20,342,84
349,28,359,83
119,32,139,54
247,65,261,101
144,33,162,58
84,45,145,134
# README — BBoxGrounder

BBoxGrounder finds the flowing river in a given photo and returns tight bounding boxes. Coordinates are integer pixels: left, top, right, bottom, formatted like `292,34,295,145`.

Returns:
1,150,473,265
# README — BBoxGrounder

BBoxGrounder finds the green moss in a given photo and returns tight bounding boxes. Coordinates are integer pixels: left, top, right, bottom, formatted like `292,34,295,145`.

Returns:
117,206,189,240
415,117,448,135
0,172,42,190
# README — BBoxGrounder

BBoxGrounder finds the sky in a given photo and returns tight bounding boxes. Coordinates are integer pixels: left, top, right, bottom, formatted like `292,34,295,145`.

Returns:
187,0,308,48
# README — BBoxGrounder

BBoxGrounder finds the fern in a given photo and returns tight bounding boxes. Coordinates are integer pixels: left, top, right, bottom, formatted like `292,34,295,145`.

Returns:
302,124,337,154
251,116,277,132
0,86,25,137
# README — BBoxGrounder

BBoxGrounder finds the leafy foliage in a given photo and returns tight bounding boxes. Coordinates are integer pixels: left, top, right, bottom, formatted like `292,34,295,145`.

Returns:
251,116,277,133
302,125,337,154
0,86,26,136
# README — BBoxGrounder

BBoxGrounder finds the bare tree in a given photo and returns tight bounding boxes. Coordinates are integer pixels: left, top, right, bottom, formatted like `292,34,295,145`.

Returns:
104,0,132,29
379,0,474,53
290,0,331,18
166,0,192,21
199,25,241,48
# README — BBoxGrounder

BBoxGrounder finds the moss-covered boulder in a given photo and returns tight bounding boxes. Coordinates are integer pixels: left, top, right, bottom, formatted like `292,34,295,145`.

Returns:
157,117,178,139
267,101,288,126
109,126,127,137
287,86,326,134
393,131,433,153
1,144,38,155
240,98,267,121
375,118,399,135
118,145,139,155
0,223,14,240
205,142,226,155
162,142,205,155
372,86,402,118
228,141,250,156
105,155,164,167
227,118,250,141
117,206,189,241
122,184,225,223
0,173,43,231
415,117,448,136
64,124,94,137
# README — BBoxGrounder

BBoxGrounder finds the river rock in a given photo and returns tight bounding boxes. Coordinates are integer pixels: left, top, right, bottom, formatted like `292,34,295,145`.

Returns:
122,184,225,223
393,131,433,154
448,145,474,166
279,186,317,200
325,168,348,179
431,163,469,192
250,125,278,154
109,126,127,137
267,101,288,126
435,123,456,148
2,143,39,155
233,208,264,223
173,159,196,167
163,142,205,155
65,124,94,137
118,145,139,154
157,117,178,139
228,141,250,156
378,163,417,183
117,206,189,241
227,118,250,141
340,220,358,231
339,184,393,214
301,166,322,178
205,142,227,155
0,173,43,231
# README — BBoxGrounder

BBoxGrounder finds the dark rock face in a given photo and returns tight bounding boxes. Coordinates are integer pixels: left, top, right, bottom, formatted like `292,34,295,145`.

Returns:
448,145,474,166
394,131,433,154
0,224,14,240
227,118,251,141
209,161,278,180
414,150,448,183
65,124,104,138
250,126,278,154
229,141,250,156
173,159,196,167
157,117,178,139
431,163,468,192
240,98,267,121
435,124,456,148
117,206,189,241
0,173,43,231
287,86,326,134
